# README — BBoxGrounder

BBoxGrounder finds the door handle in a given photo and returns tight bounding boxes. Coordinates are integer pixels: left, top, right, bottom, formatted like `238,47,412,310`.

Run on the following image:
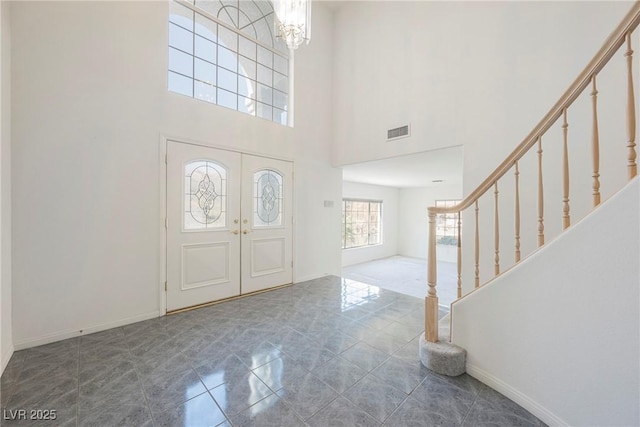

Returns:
243,230,251,235
231,230,239,235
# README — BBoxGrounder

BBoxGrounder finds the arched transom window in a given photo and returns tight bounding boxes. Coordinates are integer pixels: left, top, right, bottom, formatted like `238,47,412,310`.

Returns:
168,0,290,126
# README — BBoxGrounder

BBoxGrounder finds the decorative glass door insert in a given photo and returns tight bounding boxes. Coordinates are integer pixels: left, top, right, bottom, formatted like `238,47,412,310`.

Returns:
184,160,227,230
253,169,283,227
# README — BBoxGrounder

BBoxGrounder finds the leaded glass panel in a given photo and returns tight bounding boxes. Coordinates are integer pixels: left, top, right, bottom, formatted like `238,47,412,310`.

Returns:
184,161,227,230
253,170,283,227
168,0,289,125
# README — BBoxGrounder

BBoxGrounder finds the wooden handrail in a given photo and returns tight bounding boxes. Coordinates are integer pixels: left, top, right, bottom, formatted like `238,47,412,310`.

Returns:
427,1,640,216
424,2,640,345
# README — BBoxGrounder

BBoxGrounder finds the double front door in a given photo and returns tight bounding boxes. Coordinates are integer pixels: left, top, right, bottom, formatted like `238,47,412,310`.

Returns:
166,141,293,312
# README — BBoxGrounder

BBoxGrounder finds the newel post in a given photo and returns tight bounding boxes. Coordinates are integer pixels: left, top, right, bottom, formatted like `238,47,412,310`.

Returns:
425,209,439,343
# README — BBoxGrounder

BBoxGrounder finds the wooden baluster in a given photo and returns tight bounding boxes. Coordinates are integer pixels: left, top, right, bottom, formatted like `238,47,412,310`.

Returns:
425,210,438,343
457,211,462,299
591,74,601,207
562,108,571,230
514,161,521,262
625,32,637,179
537,137,545,247
494,182,500,276
474,200,480,288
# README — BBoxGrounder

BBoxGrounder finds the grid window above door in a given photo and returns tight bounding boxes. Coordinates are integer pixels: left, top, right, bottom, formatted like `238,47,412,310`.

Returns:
168,0,290,126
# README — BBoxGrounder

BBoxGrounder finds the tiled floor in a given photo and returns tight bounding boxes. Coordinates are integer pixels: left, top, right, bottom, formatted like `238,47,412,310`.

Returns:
1,276,545,426
342,256,458,307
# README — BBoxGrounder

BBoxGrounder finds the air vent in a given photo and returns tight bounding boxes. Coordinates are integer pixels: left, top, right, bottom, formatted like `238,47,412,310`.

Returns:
387,124,410,141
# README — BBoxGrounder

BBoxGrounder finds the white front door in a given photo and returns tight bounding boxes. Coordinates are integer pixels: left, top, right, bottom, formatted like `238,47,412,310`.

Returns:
240,154,293,294
166,142,242,312
166,141,293,312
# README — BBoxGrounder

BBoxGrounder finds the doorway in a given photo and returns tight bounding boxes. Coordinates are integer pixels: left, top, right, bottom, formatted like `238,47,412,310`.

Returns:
165,141,293,312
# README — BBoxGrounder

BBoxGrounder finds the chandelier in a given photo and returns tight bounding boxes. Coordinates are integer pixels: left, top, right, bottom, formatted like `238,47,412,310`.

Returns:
273,0,312,50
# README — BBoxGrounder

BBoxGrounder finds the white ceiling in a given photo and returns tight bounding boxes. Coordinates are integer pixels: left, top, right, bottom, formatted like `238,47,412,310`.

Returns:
341,146,464,189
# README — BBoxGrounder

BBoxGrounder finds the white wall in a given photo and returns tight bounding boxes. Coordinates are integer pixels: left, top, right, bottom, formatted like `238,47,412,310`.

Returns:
11,1,340,348
293,4,342,281
342,181,399,266
452,178,639,427
398,183,462,261
0,0,12,373
331,1,636,294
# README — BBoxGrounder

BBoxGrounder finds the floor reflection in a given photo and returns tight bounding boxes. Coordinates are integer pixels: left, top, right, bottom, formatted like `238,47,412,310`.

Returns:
341,278,380,312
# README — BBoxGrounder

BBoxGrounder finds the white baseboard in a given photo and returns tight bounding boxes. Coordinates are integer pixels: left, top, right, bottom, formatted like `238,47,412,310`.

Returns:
13,310,161,351
466,363,567,427
294,272,335,283
1,343,14,375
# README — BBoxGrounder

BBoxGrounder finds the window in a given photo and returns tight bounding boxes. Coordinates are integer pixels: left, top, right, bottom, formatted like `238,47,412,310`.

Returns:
253,169,283,227
435,199,461,245
184,160,228,230
168,0,290,125
342,199,382,249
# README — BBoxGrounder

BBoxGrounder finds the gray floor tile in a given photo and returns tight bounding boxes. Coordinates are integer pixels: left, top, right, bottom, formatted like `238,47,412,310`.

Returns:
78,402,153,427
361,331,408,355
22,338,79,364
194,354,252,390
343,374,407,423
79,340,130,364
381,320,424,342
340,321,380,341
0,274,540,426
141,368,207,415
371,356,429,394
463,397,540,427
181,336,232,363
122,317,165,337
153,391,228,427
229,393,305,427
382,396,455,427
311,356,368,393
340,342,390,372
316,331,359,354
78,358,136,386
210,371,273,416
78,369,145,414
133,348,193,380
432,372,485,397
16,357,77,385
126,330,173,358
275,372,339,419
8,377,77,410
409,374,476,425
306,396,380,427
339,306,373,321
283,344,337,371
395,311,426,331
392,338,421,362
252,354,310,391
357,312,397,331
474,383,541,425
234,341,283,369
1,378,16,407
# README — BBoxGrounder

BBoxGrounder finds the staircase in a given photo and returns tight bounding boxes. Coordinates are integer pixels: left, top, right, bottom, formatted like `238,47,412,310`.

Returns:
420,2,640,426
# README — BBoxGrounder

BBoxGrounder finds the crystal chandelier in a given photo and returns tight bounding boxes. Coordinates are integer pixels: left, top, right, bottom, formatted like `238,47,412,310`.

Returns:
273,0,312,50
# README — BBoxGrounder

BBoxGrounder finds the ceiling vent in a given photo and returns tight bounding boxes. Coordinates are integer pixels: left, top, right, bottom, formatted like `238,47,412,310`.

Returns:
387,124,410,141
